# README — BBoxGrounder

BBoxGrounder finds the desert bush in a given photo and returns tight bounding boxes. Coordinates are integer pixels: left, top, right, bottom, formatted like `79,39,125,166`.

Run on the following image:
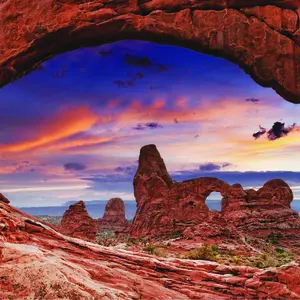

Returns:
143,243,169,257
143,243,156,254
253,246,293,268
184,244,219,261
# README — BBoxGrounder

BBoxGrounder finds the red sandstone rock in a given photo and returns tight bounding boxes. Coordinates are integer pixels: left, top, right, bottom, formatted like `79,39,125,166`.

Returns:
0,193,9,204
132,144,231,237
60,200,97,241
1,200,300,299
131,145,300,246
97,198,129,233
0,1,299,103
222,178,300,240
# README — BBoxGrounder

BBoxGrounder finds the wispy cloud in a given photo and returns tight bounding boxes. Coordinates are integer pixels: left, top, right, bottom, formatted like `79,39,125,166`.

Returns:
0,106,99,153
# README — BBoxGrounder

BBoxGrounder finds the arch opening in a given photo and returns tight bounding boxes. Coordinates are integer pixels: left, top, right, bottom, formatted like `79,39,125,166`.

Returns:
205,192,222,212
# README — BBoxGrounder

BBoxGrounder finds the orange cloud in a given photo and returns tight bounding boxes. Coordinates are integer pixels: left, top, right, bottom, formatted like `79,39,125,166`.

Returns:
36,135,123,153
112,96,272,128
0,106,99,153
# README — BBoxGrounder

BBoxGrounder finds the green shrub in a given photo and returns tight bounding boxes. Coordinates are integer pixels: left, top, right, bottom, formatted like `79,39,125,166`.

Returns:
143,243,156,254
184,244,219,261
253,246,293,268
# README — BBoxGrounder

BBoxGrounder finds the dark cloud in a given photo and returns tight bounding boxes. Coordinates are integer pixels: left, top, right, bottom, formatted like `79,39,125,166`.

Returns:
113,80,135,88
199,162,232,172
253,125,267,139
124,54,169,73
99,49,113,56
124,54,153,68
245,98,260,103
267,122,296,141
132,122,163,131
253,122,297,141
64,162,87,171
113,72,144,88
174,118,179,124
222,163,232,168
114,164,138,176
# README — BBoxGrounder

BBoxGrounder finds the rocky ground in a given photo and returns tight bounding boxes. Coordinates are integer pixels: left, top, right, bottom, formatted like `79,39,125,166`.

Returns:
1,199,300,299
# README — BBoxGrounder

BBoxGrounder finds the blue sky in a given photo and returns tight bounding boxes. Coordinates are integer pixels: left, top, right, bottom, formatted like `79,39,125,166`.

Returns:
0,40,300,207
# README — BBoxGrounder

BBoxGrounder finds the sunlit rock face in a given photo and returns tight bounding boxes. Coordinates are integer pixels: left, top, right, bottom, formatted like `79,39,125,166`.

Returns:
222,178,300,239
60,200,97,241
1,198,300,299
131,144,300,241
0,0,299,103
97,197,130,233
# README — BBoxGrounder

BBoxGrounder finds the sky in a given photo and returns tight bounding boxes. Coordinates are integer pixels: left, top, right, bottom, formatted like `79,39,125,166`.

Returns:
0,40,300,207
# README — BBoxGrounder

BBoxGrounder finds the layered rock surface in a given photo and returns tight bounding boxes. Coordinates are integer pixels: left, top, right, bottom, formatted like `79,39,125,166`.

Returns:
1,198,300,299
0,0,299,103
97,197,129,233
131,145,300,246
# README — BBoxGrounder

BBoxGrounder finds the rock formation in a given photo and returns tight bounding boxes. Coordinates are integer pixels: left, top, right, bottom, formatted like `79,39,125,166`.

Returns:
60,200,97,241
97,197,129,233
131,144,300,243
132,144,232,237
222,179,300,240
1,197,300,299
0,193,9,204
0,1,299,103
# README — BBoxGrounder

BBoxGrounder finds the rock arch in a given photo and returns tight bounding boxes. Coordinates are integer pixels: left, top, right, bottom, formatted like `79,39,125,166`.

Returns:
181,177,230,199
0,0,299,103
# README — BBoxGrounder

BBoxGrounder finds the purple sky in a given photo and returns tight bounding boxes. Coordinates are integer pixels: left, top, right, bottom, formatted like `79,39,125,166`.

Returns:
0,40,300,207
